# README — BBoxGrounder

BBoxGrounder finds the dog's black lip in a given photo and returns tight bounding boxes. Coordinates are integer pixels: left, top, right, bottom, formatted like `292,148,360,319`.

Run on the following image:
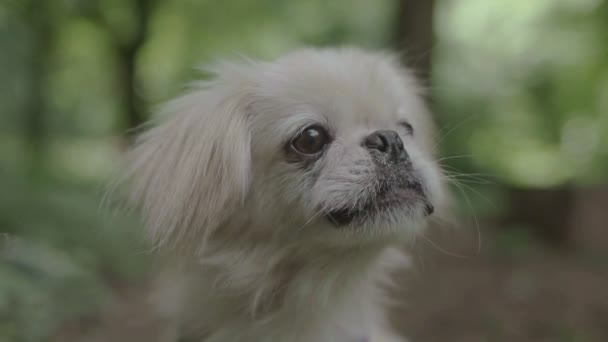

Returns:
326,201,434,226
325,182,434,226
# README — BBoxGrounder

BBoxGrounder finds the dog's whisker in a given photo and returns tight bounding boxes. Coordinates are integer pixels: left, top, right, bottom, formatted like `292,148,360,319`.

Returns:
418,233,469,259
298,209,326,232
444,176,492,186
449,178,483,255
441,168,496,178
450,179,497,210
436,154,474,162
442,171,496,182
432,115,479,152
441,167,496,185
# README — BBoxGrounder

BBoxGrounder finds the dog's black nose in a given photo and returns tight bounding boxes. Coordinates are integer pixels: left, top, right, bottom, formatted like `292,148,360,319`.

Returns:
364,130,408,160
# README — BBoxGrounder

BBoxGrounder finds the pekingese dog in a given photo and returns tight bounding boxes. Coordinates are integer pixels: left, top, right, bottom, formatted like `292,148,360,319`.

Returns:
122,47,445,342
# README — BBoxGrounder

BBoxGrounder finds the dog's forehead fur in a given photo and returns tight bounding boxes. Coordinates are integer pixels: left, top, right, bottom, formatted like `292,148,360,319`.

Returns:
218,48,434,153
210,48,444,241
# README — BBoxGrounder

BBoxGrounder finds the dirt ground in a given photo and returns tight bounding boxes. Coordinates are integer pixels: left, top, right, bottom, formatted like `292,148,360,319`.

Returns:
51,225,608,342
391,226,608,342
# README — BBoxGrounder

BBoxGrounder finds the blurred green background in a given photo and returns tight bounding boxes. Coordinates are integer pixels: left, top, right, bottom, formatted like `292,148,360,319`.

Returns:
1,0,607,341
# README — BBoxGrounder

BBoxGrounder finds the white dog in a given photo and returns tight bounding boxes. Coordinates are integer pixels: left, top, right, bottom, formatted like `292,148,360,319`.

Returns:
122,47,445,342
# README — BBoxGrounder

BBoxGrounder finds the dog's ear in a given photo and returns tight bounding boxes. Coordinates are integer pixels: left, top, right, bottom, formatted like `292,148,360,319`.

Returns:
124,84,252,252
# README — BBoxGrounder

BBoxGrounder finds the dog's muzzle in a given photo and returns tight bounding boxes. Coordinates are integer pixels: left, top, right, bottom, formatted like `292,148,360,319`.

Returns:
325,130,433,226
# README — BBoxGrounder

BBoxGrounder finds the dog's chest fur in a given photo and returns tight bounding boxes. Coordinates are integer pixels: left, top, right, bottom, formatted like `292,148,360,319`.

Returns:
155,245,406,342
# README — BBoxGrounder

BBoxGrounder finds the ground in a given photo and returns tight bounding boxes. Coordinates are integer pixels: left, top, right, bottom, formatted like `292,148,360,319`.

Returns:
392,226,608,342
48,225,608,342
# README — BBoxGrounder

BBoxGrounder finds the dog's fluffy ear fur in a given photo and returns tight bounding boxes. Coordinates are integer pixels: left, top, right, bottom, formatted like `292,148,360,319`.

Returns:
124,79,252,251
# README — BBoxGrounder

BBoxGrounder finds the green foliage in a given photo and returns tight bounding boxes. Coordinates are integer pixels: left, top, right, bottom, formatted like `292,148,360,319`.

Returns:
435,0,608,187
0,167,148,341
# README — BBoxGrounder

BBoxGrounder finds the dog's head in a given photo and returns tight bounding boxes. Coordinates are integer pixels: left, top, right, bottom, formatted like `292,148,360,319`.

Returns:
126,48,445,251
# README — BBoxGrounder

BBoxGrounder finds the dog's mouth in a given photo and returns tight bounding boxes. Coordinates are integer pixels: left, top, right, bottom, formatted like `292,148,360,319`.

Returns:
325,183,434,227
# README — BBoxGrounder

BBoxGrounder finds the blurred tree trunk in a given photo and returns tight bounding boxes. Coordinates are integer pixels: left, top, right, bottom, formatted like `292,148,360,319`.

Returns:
83,0,155,144
391,0,576,248
503,186,575,247
393,0,435,84
114,0,154,143
22,1,54,176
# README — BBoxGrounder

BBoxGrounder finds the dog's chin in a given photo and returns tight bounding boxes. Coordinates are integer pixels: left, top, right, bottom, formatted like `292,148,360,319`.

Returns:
324,188,434,228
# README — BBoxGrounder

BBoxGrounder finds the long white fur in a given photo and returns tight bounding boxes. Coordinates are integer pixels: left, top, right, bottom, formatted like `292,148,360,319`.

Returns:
122,47,445,342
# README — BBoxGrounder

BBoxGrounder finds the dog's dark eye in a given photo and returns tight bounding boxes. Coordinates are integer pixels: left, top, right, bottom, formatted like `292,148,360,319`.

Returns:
398,120,414,135
291,125,330,155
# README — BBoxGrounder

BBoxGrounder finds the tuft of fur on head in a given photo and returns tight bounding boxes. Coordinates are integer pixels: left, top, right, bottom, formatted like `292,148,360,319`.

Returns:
121,47,447,341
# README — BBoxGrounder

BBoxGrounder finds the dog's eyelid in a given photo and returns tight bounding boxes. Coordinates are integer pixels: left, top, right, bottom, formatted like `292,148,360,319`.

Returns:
397,120,414,135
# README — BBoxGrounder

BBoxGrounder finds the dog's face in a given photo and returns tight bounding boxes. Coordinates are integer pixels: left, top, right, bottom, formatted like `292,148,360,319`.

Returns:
245,49,443,244
127,48,444,250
